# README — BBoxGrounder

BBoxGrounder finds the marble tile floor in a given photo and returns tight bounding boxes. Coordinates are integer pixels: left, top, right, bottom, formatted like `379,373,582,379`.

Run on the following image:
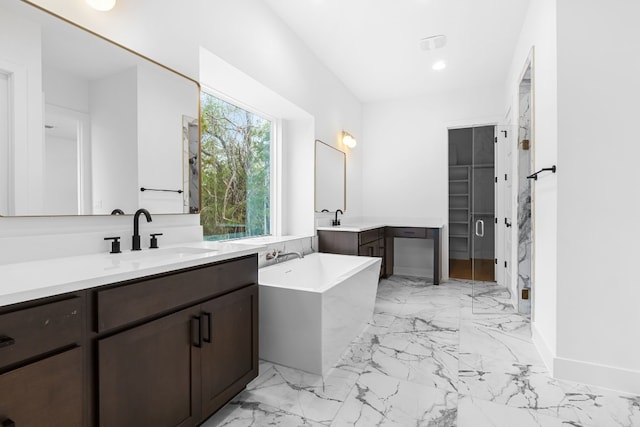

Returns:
203,276,640,427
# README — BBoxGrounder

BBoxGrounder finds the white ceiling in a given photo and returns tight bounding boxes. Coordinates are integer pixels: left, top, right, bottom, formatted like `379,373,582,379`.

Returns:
263,0,531,102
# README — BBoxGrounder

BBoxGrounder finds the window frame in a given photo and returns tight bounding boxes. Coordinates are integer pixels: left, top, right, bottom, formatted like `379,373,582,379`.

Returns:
200,87,279,240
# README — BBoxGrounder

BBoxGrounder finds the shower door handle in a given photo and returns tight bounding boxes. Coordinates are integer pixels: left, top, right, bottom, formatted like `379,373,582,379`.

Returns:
475,219,485,237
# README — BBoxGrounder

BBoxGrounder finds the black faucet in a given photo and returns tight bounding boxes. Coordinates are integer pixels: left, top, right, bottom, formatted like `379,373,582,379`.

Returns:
332,209,343,226
132,208,152,251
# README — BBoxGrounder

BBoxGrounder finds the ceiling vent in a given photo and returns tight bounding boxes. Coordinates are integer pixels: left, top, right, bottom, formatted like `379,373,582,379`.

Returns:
419,35,447,51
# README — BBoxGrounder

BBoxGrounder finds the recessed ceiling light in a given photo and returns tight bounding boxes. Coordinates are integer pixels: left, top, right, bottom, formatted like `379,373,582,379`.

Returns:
432,60,446,71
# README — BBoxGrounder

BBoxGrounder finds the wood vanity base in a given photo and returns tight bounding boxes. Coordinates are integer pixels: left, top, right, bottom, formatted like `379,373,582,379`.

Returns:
0,254,259,427
319,226,442,285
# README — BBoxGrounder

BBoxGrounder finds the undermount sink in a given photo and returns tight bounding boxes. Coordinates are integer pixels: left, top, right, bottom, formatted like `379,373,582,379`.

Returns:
115,246,218,261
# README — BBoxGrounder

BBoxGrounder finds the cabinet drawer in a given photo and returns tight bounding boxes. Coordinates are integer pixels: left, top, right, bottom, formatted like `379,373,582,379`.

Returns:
0,297,82,369
318,231,359,255
392,227,426,239
96,255,257,333
0,347,83,426
359,228,382,245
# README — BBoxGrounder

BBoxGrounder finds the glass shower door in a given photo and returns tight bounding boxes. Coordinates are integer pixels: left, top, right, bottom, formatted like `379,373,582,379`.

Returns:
471,126,500,313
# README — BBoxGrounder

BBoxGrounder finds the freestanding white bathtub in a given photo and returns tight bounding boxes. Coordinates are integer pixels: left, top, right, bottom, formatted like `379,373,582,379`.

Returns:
258,252,381,375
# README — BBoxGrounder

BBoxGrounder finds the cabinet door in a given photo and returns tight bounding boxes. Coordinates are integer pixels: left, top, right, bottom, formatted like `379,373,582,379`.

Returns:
98,306,201,427
200,285,258,417
359,239,385,278
0,347,82,426
358,241,380,257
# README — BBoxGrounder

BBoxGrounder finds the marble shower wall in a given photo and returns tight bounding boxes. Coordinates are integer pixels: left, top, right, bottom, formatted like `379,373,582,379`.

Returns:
517,73,532,314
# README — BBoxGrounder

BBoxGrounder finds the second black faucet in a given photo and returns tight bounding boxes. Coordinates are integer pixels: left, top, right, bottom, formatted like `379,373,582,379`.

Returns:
332,209,343,226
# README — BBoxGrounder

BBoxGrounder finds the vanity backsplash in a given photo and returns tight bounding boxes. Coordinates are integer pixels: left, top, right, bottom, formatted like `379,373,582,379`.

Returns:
0,215,202,265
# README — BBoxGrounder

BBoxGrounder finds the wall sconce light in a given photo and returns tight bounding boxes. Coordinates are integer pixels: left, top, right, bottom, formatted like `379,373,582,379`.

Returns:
342,131,357,148
86,0,116,11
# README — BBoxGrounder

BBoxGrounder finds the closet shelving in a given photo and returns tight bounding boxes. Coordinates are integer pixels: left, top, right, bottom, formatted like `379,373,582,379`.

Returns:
448,165,471,259
448,126,496,280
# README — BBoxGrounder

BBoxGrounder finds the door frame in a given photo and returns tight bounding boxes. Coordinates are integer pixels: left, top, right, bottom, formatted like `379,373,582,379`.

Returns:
44,103,92,215
498,117,518,308
0,60,28,216
445,117,500,283
516,47,536,316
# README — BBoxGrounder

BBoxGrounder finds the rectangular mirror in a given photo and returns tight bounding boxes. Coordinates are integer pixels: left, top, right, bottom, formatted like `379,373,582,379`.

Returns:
0,0,200,216
314,140,345,212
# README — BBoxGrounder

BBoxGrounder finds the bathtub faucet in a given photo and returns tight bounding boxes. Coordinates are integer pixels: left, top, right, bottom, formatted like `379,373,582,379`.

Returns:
266,249,304,263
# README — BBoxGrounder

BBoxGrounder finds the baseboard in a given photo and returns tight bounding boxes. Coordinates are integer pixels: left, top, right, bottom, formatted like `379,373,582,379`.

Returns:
532,323,640,395
554,355,640,396
393,267,432,278
531,322,555,375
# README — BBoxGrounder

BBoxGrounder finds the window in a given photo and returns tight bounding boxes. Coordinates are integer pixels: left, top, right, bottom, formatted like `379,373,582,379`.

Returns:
200,91,273,241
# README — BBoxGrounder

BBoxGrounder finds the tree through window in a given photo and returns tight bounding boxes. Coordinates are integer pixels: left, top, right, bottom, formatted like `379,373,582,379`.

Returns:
200,92,271,240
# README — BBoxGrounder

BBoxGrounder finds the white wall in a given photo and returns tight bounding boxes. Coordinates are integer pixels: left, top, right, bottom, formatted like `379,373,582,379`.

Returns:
43,66,90,113
90,68,138,215
505,0,558,369
554,0,640,394
507,0,640,395
281,119,316,236
0,73,8,216
362,86,504,278
42,68,90,216
0,4,43,215
137,64,198,213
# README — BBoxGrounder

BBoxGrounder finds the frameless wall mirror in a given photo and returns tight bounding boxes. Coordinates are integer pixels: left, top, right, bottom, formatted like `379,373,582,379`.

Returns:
314,140,346,212
0,0,200,216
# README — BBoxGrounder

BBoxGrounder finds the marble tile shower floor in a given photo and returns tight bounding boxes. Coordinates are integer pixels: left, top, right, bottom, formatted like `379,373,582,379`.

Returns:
203,276,640,427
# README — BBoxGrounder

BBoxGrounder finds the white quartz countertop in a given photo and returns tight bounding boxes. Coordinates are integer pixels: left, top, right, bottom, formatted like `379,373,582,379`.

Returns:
317,217,444,232
0,241,267,308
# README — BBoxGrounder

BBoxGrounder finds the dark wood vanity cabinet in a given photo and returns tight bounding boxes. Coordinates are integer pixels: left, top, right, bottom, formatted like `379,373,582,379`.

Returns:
319,226,442,284
0,254,259,427
95,254,259,427
318,228,386,277
0,296,84,426
98,284,259,427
